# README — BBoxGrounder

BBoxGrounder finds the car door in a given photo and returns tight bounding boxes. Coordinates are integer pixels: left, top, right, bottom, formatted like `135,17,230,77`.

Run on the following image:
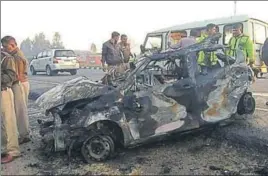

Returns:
35,52,43,71
46,50,53,67
39,51,48,71
125,60,188,140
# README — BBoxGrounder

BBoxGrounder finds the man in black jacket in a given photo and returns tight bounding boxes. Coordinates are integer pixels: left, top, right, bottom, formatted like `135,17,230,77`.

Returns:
101,31,123,71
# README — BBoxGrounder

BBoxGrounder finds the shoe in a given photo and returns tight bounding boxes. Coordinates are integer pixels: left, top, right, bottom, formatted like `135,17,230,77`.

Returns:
1,154,20,164
19,137,31,144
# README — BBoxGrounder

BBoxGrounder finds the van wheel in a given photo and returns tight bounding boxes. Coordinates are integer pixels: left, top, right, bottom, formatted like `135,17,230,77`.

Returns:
81,130,115,163
70,70,77,75
30,66,36,75
46,66,55,76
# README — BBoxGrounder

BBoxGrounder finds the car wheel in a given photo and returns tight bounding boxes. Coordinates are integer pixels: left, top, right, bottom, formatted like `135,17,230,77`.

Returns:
30,66,36,75
237,92,256,115
46,66,54,76
70,70,77,75
81,130,115,163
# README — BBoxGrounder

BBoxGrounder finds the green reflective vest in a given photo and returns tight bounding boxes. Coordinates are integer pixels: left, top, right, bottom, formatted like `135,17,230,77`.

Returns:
226,34,254,63
197,34,218,66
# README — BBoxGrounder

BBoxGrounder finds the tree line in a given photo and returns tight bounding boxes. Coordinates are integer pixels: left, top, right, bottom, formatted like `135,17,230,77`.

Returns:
20,32,99,58
20,32,65,57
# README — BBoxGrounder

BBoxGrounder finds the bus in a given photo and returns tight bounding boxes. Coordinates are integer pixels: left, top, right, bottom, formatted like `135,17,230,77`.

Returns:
141,15,268,77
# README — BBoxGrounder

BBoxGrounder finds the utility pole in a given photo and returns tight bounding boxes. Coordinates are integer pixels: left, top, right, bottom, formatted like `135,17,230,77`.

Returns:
234,1,237,16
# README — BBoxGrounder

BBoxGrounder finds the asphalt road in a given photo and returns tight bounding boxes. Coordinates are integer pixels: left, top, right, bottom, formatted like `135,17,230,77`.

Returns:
29,69,105,85
2,69,267,175
1,98,268,175
28,69,105,99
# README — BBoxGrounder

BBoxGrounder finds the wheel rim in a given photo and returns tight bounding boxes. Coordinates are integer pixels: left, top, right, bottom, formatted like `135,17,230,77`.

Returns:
243,94,255,114
46,67,50,75
31,67,34,73
82,136,111,161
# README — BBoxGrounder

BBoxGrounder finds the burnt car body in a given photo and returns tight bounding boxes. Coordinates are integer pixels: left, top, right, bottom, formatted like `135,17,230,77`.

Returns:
36,33,256,162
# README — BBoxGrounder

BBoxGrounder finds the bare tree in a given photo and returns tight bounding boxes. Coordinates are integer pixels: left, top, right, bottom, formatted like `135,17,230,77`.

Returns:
52,32,64,49
90,43,97,53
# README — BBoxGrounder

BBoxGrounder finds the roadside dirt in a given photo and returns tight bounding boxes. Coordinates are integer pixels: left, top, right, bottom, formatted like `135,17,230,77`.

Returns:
1,98,268,175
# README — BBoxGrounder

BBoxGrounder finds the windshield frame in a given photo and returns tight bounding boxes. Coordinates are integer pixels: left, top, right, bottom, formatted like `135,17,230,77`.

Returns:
143,33,165,52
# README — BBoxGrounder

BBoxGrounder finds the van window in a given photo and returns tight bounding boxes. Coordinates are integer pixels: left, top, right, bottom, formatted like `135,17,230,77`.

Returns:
191,26,219,39
37,52,43,58
42,51,48,57
47,50,52,57
254,23,266,44
191,27,206,39
145,35,162,50
169,30,187,45
55,50,76,57
223,23,243,45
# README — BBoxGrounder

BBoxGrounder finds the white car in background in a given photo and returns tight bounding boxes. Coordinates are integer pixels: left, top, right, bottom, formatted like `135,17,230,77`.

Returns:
30,49,80,76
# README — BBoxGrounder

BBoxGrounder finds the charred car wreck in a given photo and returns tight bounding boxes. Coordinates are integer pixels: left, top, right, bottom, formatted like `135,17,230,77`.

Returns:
36,33,256,163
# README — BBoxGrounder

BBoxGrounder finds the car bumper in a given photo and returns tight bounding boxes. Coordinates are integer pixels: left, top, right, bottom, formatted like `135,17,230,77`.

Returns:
50,63,80,71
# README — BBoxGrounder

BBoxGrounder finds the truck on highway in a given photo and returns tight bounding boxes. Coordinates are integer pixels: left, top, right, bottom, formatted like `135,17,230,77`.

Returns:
140,15,268,78
75,51,102,69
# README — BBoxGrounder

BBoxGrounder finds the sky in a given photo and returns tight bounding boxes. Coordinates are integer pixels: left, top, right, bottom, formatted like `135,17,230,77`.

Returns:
1,1,268,53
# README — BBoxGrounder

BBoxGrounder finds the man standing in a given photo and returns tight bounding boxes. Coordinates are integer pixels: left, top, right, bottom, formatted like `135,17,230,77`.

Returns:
1,36,30,144
101,32,130,85
170,30,200,80
118,34,133,63
101,31,123,71
226,23,254,65
197,23,219,75
171,29,198,49
1,49,21,164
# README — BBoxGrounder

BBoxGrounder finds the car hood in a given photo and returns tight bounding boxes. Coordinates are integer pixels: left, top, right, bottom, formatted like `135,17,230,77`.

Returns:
35,76,116,110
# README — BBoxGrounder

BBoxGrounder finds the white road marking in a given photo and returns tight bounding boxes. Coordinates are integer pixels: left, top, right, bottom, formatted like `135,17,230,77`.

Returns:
30,80,60,85
253,92,268,97
255,107,268,112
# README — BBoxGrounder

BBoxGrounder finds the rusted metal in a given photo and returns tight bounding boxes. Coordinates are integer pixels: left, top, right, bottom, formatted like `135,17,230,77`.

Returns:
36,33,255,162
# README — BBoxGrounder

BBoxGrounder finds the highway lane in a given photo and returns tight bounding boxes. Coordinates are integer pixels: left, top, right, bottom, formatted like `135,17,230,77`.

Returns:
29,68,268,95
29,68,105,83
28,69,105,97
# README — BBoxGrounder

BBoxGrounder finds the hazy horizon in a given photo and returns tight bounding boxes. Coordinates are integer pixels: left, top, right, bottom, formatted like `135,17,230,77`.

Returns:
1,1,268,53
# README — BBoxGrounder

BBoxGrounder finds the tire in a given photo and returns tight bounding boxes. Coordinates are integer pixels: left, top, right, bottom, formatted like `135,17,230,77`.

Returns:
81,129,115,163
30,66,36,75
70,70,77,75
46,66,55,76
237,92,256,115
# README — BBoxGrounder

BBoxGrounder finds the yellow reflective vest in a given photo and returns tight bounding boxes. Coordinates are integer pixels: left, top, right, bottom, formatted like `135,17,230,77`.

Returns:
197,34,218,66
226,34,254,63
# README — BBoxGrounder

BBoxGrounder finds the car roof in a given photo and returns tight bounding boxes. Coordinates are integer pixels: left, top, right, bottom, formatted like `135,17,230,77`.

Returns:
51,49,74,52
150,15,268,34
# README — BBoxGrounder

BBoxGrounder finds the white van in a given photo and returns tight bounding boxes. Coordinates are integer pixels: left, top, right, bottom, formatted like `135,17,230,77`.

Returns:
30,49,80,76
141,15,268,77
